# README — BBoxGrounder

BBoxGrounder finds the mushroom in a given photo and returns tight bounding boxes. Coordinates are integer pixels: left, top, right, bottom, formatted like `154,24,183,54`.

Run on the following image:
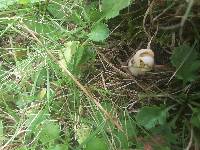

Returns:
128,49,154,76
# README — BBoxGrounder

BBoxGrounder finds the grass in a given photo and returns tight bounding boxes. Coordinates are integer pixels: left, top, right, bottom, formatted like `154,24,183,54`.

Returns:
0,0,200,150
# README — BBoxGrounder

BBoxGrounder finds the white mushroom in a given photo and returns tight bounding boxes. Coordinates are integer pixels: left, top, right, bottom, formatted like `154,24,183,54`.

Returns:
128,49,154,76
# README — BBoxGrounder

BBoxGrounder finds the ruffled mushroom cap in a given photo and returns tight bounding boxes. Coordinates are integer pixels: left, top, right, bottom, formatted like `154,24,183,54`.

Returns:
128,49,154,76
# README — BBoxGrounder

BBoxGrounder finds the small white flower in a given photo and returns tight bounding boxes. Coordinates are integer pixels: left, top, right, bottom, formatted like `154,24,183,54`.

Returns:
128,49,154,76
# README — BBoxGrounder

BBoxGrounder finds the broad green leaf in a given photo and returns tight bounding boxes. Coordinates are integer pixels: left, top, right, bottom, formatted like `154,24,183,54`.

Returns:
25,18,63,40
102,0,131,19
92,102,116,127
74,46,96,68
59,42,95,75
85,2,102,22
150,124,176,144
59,41,79,73
191,108,200,128
88,23,109,42
16,94,35,108
38,121,60,144
85,137,109,150
17,0,29,4
68,11,85,25
17,0,45,4
116,131,129,148
25,110,49,131
0,0,16,10
31,68,47,88
124,117,137,138
116,117,136,148
136,106,168,129
75,123,92,144
47,3,66,19
171,44,200,83
73,46,86,67
60,41,79,64
48,144,68,150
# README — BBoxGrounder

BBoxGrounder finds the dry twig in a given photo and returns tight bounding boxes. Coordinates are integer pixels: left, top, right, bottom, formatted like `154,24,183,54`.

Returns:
21,22,123,132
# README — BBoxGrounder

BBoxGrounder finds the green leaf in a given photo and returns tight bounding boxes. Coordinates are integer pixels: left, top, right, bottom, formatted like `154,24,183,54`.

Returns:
17,0,44,4
47,3,66,19
116,117,136,148
102,0,131,19
170,44,200,83
85,3,102,22
17,0,29,4
0,0,16,10
85,137,109,150
136,106,168,129
60,41,79,64
74,46,86,66
16,94,35,108
59,41,80,74
15,146,28,150
59,42,96,75
75,123,92,144
191,108,200,128
88,23,109,42
25,110,49,131
14,50,27,60
25,18,63,40
48,144,68,150
150,124,177,144
38,121,60,144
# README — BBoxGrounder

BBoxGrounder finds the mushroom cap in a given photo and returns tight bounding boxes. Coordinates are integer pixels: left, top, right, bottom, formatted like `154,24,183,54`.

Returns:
133,49,154,67
128,49,155,76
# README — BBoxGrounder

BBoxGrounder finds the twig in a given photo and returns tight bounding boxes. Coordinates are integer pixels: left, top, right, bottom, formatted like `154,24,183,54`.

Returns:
97,51,131,78
159,23,181,30
179,0,194,41
143,0,159,49
147,24,158,49
168,40,197,84
110,19,126,35
97,52,146,91
21,22,123,131
180,0,194,27
100,72,107,90
153,2,176,22
143,0,155,40
185,128,193,150
47,50,123,131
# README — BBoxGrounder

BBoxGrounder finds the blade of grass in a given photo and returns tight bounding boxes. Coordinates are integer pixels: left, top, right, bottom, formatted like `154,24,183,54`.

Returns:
21,22,123,132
